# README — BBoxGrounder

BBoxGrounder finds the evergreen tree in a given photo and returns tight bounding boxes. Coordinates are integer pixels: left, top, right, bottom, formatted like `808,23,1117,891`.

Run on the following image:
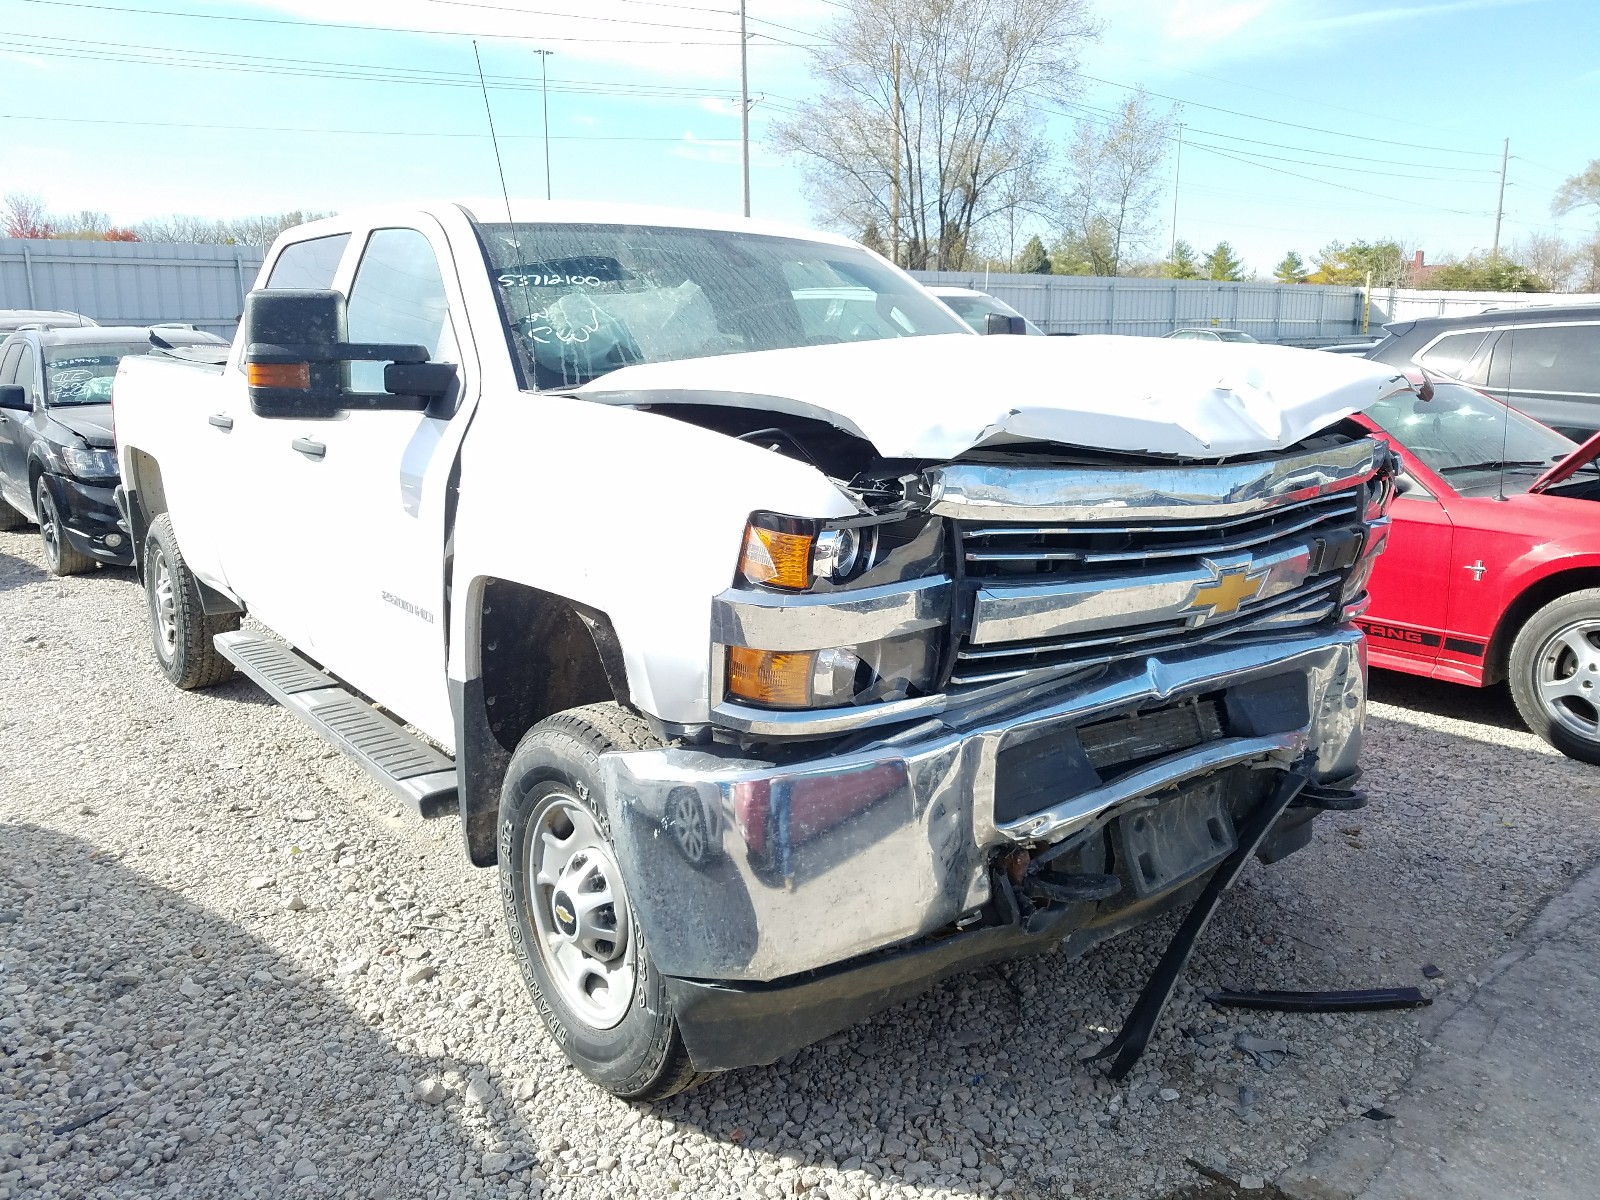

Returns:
1273,251,1308,284
1204,240,1245,281
860,219,889,258
1162,239,1201,279
1015,234,1051,274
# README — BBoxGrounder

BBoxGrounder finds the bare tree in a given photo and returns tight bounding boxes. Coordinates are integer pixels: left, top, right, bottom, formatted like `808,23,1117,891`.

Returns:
1575,233,1600,293
133,210,329,247
1511,232,1579,292
772,0,1097,270
3,193,54,239
1057,90,1174,276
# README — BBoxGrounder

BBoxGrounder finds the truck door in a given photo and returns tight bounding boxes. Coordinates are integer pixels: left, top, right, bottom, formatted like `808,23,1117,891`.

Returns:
210,233,353,642
277,222,476,747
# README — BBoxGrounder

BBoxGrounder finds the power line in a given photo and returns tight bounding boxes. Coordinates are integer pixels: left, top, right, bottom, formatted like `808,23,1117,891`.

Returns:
0,111,738,141
1077,72,1501,158
1185,141,1497,219
1181,139,1500,184
0,32,781,99
12,0,807,47
1043,95,1502,175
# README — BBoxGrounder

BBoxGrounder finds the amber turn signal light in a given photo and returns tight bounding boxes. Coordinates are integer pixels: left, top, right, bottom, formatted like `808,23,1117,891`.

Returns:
726,646,813,708
247,361,311,389
738,523,813,590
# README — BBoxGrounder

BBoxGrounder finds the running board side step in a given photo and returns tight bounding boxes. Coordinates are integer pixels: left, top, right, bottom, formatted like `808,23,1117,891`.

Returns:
214,631,457,818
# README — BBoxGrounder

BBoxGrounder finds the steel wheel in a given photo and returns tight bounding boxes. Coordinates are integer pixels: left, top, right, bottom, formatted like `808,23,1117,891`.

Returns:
525,791,636,1030
664,789,710,864
1533,619,1600,743
151,548,179,659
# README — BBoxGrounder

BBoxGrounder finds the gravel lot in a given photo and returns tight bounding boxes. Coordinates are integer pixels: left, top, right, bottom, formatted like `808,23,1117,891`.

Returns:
4,527,1599,1200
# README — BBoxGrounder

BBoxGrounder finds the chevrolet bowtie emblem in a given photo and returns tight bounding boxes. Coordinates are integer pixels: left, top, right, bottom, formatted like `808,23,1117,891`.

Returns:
1185,567,1267,618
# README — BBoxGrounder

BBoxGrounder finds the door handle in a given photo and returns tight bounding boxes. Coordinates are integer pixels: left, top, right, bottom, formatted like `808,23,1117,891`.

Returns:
208,413,234,431
291,437,327,461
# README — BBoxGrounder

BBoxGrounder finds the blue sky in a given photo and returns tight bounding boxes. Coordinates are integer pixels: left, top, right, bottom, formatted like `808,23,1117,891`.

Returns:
1,0,1597,275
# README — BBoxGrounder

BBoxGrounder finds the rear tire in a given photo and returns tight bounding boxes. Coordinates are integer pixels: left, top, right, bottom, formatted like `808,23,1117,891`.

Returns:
143,513,239,689
1509,588,1600,764
0,494,25,531
36,477,94,576
499,702,710,1101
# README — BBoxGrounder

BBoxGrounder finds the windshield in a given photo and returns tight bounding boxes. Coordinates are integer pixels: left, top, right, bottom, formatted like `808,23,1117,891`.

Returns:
477,222,969,389
1215,330,1258,343
1364,381,1576,491
43,342,151,406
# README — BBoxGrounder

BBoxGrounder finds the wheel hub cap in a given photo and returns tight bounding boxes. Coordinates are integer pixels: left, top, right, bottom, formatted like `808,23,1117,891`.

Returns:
526,794,636,1030
1536,619,1600,742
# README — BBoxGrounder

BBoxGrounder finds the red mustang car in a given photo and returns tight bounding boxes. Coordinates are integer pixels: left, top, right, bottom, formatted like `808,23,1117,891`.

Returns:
1354,375,1600,762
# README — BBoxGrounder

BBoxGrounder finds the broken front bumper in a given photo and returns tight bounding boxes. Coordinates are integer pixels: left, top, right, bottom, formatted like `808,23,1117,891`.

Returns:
601,624,1365,992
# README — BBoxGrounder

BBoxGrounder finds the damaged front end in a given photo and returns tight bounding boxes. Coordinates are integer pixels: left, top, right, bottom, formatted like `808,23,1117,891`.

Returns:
596,424,1395,1071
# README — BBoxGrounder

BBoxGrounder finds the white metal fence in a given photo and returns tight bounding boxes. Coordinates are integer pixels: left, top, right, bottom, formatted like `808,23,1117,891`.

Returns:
4,239,1596,345
0,239,266,337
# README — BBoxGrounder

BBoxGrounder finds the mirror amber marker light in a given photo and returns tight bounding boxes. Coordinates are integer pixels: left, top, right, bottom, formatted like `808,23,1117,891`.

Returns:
247,362,310,389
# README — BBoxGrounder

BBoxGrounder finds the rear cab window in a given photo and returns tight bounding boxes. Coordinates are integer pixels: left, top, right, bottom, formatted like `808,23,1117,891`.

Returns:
264,234,352,291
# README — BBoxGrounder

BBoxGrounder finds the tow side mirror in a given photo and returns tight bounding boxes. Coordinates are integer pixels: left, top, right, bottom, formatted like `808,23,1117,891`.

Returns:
240,289,456,420
0,385,27,411
983,312,1027,335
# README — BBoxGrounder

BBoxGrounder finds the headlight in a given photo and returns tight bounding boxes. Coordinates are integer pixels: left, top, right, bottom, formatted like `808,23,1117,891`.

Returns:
737,514,874,590
61,446,119,481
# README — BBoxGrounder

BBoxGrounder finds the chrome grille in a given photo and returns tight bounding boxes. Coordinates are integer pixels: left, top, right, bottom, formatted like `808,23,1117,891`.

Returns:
949,487,1368,690
962,490,1363,579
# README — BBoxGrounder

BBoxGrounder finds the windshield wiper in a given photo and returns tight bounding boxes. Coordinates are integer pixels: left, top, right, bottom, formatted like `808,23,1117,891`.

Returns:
1438,459,1550,475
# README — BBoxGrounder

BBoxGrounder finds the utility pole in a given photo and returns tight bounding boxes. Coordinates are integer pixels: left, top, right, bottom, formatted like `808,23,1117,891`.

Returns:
535,49,553,201
890,42,902,267
1169,121,1183,259
1492,136,1509,258
739,0,750,217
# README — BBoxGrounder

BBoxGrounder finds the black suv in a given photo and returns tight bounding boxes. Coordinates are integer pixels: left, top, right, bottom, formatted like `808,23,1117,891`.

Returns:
0,324,224,574
1366,303,1600,439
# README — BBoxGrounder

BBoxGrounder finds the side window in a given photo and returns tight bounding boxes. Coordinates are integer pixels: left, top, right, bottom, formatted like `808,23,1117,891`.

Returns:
13,345,37,406
345,228,453,393
1492,325,1600,395
0,344,19,385
264,234,351,291
1414,330,1489,378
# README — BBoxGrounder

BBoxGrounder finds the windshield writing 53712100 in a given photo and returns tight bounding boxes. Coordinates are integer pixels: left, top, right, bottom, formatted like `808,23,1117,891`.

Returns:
476,223,967,391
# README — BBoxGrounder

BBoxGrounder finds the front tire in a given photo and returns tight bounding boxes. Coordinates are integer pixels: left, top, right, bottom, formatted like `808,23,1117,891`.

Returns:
500,702,708,1101
143,513,239,690
1509,588,1600,764
36,477,93,576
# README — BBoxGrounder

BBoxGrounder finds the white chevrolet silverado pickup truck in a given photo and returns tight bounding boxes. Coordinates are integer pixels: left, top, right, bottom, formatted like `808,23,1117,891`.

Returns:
112,202,1406,1099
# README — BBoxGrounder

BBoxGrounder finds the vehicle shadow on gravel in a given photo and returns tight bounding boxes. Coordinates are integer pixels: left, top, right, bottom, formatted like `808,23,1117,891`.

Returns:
1369,667,1525,733
0,549,49,593
0,824,529,1198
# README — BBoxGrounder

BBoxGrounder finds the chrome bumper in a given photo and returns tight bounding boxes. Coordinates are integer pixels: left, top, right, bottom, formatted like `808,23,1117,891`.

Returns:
602,624,1365,983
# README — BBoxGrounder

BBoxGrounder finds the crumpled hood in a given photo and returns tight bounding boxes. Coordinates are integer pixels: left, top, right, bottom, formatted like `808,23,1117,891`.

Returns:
576,333,1413,459
50,405,115,448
